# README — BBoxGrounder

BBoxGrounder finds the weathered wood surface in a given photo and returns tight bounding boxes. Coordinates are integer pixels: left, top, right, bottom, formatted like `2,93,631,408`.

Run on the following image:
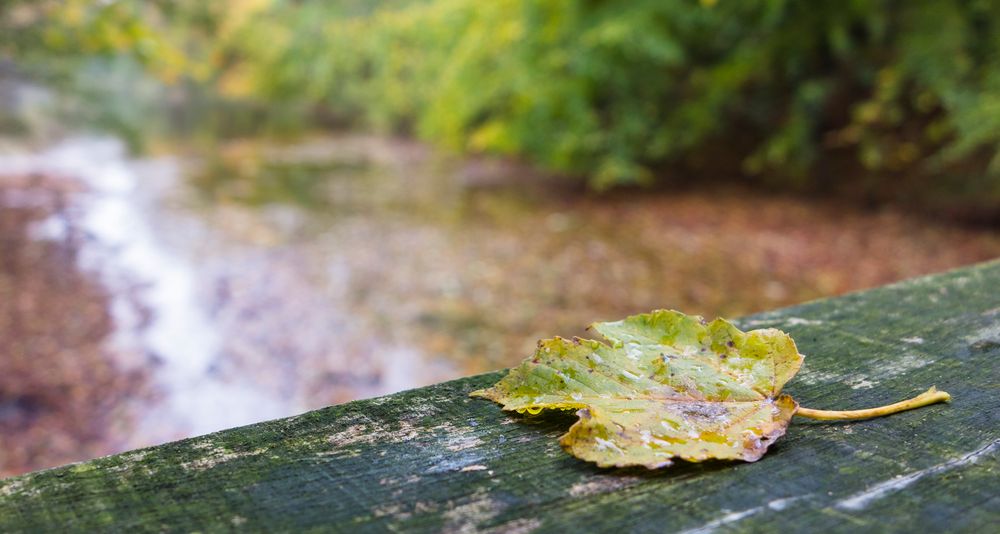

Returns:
2,261,999,533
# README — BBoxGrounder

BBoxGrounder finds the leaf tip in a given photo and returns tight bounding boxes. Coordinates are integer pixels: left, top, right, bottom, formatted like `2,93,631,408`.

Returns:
469,388,491,399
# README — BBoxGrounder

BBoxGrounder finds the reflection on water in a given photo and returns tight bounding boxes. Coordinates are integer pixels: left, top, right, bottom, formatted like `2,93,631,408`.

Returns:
64,139,299,444
2,136,470,447
2,133,1000,474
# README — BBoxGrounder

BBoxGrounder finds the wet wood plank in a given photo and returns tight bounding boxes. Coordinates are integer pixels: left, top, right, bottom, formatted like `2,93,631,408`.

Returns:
2,261,999,532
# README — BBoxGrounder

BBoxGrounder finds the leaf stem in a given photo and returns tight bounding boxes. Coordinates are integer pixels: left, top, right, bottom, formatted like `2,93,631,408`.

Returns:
795,387,951,421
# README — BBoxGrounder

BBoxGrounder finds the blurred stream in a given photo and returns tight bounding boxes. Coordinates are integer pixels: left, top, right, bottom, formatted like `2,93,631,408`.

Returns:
13,138,305,444
1,135,471,446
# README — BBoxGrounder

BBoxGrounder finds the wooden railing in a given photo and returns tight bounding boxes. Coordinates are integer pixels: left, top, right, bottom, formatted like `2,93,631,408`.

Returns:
2,260,998,532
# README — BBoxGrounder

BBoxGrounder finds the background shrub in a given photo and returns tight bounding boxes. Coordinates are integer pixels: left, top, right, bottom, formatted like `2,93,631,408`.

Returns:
4,0,1000,211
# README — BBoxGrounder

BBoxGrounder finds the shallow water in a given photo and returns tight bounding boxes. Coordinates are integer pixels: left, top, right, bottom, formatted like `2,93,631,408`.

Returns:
2,135,479,446
2,133,999,471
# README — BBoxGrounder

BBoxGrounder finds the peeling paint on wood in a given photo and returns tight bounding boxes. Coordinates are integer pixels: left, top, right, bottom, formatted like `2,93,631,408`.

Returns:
834,439,1000,511
1,261,1000,532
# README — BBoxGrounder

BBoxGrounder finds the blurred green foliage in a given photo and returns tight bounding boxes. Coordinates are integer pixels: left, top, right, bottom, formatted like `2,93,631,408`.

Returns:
4,0,1000,206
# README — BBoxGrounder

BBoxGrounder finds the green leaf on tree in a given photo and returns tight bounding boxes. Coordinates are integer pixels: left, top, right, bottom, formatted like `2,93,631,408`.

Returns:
471,310,950,469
